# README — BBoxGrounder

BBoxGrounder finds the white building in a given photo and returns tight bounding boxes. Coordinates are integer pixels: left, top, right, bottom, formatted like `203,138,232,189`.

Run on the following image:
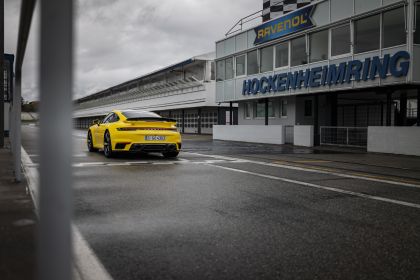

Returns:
74,52,237,134
214,0,420,156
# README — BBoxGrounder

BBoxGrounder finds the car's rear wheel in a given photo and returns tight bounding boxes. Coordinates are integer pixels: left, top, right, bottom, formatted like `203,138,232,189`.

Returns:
162,151,179,158
87,131,98,152
103,131,114,158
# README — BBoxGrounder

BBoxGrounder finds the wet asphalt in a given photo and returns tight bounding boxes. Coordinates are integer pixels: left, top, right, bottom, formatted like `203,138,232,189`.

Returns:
21,125,420,280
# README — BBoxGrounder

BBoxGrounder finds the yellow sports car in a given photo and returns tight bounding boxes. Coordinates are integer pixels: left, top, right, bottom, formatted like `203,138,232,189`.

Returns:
87,110,181,158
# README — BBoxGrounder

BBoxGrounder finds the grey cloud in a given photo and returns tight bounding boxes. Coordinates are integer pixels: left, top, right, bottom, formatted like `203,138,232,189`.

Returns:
8,0,262,101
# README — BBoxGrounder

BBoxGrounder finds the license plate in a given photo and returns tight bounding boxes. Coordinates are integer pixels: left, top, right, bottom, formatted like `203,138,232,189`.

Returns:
145,135,165,141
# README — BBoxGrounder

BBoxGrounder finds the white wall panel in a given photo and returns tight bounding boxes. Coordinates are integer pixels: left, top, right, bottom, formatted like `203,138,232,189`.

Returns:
330,0,353,22
216,41,225,59
355,0,381,15
225,37,236,56
235,32,248,53
312,0,330,26
368,127,420,156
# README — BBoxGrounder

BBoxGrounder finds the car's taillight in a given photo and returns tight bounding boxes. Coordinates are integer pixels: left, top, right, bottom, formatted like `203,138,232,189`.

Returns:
116,127,139,131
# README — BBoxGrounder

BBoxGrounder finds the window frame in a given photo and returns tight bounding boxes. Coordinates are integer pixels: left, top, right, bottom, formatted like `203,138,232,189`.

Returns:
254,100,275,119
329,23,352,60
235,54,247,78
304,100,313,117
354,13,381,55
381,6,407,49
244,102,252,119
215,59,225,82
290,35,308,67
247,49,260,76
309,29,329,64
280,99,288,118
274,41,290,70
225,57,234,80
260,45,274,73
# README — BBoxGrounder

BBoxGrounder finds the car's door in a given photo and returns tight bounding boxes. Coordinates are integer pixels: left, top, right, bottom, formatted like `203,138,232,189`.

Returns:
95,113,112,147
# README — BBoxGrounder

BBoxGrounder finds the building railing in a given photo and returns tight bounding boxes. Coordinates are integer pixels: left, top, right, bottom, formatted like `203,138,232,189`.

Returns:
225,10,262,36
320,126,368,148
76,77,206,110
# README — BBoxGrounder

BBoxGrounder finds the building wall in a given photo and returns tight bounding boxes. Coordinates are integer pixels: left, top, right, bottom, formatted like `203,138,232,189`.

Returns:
216,0,413,103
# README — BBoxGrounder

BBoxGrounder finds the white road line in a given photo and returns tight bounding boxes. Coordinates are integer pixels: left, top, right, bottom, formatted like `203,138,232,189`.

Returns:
206,163,420,210
21,147,113,280
185,152,420,189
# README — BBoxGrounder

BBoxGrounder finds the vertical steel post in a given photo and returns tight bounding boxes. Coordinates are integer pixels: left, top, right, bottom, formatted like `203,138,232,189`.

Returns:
314,95,319,146
386,91,392,126
182,109,185,133
39,1,73,280
265,99,268,126
399,92,407,126
13,69,21,181
229,102,233,125
0,0,4,148
197,108,201,134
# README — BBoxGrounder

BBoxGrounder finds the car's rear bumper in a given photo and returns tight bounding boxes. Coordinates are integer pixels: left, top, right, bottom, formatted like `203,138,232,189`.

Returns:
129,143,179,153
111,130,181,152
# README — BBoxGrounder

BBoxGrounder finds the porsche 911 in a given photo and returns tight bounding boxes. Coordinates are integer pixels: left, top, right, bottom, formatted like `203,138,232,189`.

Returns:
87,110,181,158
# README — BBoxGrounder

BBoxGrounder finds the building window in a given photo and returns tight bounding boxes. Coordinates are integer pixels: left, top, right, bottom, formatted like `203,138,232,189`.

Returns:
225,58,234,80
216,60,225,81
275,41,289,68
280,99,287,117
355,14,380,54
244,102,252,119
260,45,274,73
304,100,313,117
331,24,351,57
416,4,420,44
247,50,259,75
291,36,307,66
210,62,215,80
382,7,406,48
236,55,246,76
309,29,328,63
254,101,274,118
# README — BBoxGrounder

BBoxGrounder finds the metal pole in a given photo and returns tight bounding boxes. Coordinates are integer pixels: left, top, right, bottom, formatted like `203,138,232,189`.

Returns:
265,99,268,126
182,109,185,133
386,91,392,126
197,108,201,134
13,70,21,182
39,0,73,280
400,92,407,126
229,102,233,125
0,0,4,148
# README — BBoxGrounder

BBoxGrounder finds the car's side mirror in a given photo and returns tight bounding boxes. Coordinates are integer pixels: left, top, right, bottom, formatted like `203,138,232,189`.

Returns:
92,119,100,126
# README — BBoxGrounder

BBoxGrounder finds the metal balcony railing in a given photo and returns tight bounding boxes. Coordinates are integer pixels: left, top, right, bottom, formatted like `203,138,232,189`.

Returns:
320,126,368,148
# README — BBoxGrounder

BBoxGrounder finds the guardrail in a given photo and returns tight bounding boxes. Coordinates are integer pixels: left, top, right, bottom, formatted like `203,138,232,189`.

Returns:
320,126,368,148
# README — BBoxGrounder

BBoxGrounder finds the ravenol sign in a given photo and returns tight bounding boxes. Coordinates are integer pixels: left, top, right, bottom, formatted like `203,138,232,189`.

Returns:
242,51,410,95
254,5,315,45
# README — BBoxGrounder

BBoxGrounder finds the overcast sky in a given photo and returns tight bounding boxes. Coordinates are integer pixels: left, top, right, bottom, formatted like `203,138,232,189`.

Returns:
5,0,262,101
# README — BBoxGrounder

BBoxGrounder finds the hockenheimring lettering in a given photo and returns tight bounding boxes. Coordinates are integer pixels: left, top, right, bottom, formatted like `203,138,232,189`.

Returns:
242,51,410,95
